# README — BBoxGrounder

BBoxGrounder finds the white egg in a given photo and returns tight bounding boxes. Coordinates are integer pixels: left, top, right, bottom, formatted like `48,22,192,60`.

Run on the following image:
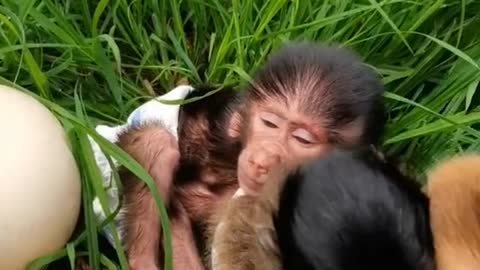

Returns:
0,85,81,270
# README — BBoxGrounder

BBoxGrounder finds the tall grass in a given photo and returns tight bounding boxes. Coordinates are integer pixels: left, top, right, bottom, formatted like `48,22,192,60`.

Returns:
0,0,479,269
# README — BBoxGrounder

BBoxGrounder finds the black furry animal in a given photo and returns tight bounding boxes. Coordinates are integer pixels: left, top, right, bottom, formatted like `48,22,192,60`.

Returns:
275,149,435,270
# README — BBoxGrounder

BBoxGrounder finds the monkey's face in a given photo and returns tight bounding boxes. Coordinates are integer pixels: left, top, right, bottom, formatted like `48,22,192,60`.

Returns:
234,42,386,196
237,101,334,195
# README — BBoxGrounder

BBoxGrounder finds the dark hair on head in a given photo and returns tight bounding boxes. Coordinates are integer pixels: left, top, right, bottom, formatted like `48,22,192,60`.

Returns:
275,149,435,270
246,41,386,146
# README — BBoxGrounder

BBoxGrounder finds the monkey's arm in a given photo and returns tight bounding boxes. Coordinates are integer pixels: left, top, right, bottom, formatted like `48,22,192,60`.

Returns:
117,123,180,270
211,166,290,270
89,85,194,245
170,200,206,270
210,192,282,270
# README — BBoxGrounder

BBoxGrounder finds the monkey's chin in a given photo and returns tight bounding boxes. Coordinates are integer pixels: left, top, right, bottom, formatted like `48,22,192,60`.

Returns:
238,183,259,197
238,170,262,197
232,188,247,198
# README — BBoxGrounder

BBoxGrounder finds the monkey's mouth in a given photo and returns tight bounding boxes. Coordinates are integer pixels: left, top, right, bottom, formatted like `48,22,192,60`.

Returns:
238,169,263,196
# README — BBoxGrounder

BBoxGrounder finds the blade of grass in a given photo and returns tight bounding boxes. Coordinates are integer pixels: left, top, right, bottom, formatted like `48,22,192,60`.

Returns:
73,90,129,270
386,111,480,144
366,0,413,54
66,243,76,270
92,0,111,37
410,31,480,71
384,91,480,140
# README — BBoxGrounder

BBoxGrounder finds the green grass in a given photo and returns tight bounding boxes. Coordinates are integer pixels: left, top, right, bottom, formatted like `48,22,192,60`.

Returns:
1,0,480,269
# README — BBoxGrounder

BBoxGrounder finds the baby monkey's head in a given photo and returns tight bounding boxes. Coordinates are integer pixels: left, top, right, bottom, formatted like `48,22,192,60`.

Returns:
234,42,386,195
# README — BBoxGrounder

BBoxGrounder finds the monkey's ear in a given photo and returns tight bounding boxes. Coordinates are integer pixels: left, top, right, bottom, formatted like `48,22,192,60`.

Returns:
256,227,280,256
227,111,243,138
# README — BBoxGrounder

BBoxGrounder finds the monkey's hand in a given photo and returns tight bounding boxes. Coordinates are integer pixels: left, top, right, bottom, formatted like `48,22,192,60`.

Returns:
211,194,282,270
211,150,289,270
212,162,288,270
237,142,289,196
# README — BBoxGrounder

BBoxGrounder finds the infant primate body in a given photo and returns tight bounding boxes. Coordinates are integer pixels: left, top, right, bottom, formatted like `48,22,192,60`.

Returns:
98,41,387,270
212,149,435,270
276,150,435,270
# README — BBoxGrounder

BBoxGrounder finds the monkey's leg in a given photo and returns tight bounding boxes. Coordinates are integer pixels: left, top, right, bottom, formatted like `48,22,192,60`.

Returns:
118,123,180,270
75,257,91,270
170,201,205,270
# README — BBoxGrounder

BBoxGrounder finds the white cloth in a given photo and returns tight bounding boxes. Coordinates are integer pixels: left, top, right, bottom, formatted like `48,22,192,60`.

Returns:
87,85,194,244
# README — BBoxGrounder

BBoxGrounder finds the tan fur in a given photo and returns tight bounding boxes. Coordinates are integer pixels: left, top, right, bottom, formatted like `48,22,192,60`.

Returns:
210,160,291,270
427,153,480,270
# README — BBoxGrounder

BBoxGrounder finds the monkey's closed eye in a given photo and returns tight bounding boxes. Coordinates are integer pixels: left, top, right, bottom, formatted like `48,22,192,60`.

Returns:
292,129,315,145
261,118,278,129
293,135,313,145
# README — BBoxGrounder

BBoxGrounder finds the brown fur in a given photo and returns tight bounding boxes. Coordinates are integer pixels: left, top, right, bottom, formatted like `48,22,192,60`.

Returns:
170,200,205,270
202,43,385,270
116,121,180,269
246,43,385,146
113,42,386,270
210,160,291,270
427,153,480,270
75,258,90,270
156,85,244,268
